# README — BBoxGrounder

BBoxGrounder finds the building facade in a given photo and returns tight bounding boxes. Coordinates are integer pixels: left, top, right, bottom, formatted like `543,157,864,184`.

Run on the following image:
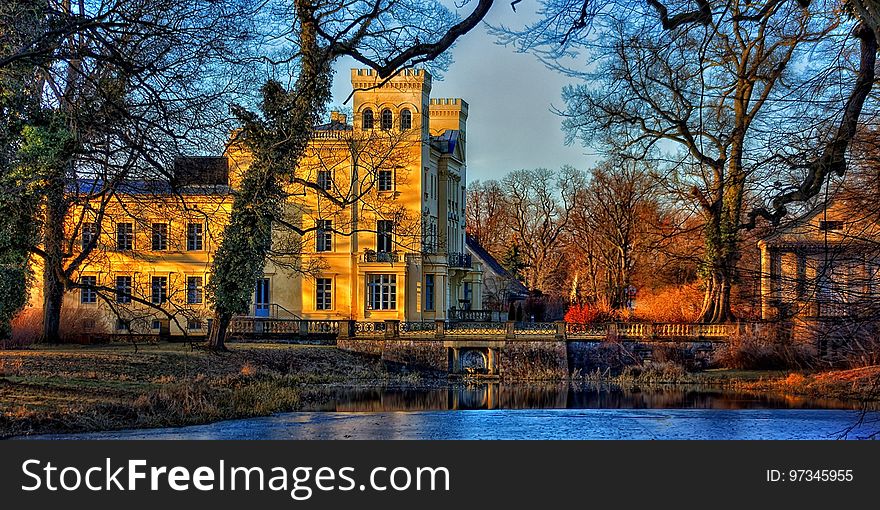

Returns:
31,69,483,337
758,196,880,323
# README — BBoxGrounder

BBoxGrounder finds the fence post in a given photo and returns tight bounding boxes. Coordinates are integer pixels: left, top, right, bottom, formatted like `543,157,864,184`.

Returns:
385,320,400,339
435,319,445,340
555,321,566,341
608,322,618,339
338,320,354,339
506,321,516,340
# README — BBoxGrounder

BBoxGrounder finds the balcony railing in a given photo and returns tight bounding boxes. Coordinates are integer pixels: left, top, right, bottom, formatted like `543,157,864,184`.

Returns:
362,251,399,263
447,252,472,268
235,303,300,319
448,309,492,322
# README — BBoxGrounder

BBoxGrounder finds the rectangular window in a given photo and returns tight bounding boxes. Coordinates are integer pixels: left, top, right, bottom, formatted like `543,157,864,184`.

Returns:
316,220,332,252
316,278,332,310
463,282,473,310
116,318,130,331
187,319,202,330
151,223,168,251
151,276,168,304
187,223,204,251
376,220,393,253
116,276,132,304
187,276,203,304
116,223,133,250
367,274,397,310
317,170,332,190
81,222,97,250
425,274,435,311
80,276,97,304
378,169,393,192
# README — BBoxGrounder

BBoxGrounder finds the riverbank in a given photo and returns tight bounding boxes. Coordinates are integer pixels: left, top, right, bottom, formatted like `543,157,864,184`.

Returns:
581,363,880,403
2,342,878,438
0,342,443,438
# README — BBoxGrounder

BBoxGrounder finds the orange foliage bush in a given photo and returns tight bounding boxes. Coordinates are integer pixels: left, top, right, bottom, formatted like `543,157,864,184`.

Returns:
564,302,618,324
632,284,704,323
7,307,42,348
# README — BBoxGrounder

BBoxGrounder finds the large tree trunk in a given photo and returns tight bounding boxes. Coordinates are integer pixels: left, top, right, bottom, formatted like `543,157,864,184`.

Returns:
42,271,64,344
207,311,231,352
699,265,735,324
42,177,67,343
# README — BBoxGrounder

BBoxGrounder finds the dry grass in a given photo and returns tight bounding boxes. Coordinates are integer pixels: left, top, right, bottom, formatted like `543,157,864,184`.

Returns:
0,342,442,438
733,366,880,402
715,328,813,370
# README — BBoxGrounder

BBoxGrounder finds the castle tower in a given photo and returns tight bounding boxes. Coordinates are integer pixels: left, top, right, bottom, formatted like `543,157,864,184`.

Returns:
429,97,468,157
350,68,432,135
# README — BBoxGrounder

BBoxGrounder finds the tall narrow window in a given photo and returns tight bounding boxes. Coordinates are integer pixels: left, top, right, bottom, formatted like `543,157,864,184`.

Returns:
151,223,168,251
424,274,435,311
116,276,132,304
116,223,133,250
80,276,97,304
254,278,270,317
381,108,392,130
362,109,374,129
367,274,397,310
187,276,203,304
316,220,332,252
316,278,332,310
81,222,97,250
463,282,473,310
187,223,204,251
317,170,332,190
151,276,168,304
376,220,393,252
400,108,412,130
378,169,393,192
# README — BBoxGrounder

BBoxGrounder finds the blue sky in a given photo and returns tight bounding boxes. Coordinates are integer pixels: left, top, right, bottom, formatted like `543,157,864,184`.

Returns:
328,4,597,182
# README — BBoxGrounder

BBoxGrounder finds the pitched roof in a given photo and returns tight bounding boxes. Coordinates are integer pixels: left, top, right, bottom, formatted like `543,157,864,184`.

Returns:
465,234,529,296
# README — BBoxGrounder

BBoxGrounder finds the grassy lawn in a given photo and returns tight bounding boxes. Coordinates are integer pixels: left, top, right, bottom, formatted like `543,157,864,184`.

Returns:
0,342,438,438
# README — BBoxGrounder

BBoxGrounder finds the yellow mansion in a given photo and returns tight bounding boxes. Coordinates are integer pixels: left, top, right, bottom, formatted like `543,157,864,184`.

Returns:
33,69,484,337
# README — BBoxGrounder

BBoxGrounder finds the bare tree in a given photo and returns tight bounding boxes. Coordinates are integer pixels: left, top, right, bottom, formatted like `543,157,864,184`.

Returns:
570,159,658,308
1,0,260,342
501,167,576,292
496,0,872,323
466,179,510,256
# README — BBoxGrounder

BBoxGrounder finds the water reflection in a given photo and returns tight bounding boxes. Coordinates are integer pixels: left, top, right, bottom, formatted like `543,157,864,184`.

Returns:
307,383,871,412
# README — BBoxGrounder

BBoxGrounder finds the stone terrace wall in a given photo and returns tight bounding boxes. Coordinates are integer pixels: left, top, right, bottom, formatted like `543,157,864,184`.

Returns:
499,340,568,380
337,337,384,357
382,339,447,372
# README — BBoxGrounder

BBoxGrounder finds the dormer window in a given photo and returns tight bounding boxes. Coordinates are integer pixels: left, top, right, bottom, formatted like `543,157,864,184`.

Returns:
381,109,393,130
362,109,374,129
819,220,844,231
400,109,412,131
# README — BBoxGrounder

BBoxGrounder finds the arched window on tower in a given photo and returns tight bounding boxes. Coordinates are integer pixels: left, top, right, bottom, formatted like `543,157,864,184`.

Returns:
400,109,412,131
381,108,393,130
362,109,374,129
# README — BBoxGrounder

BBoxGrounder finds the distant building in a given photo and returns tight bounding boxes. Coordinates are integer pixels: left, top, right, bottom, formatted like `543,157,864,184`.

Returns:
758,195,880,325
465,234,528,315
30,69,484,337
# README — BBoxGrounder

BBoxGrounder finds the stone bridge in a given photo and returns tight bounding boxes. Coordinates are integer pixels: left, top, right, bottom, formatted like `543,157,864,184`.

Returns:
229,319,759,376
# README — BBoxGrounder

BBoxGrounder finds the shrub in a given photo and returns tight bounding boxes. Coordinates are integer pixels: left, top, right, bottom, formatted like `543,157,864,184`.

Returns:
7,306,41,349
715,328,814,370
564,301,618,324
632,284,703,323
